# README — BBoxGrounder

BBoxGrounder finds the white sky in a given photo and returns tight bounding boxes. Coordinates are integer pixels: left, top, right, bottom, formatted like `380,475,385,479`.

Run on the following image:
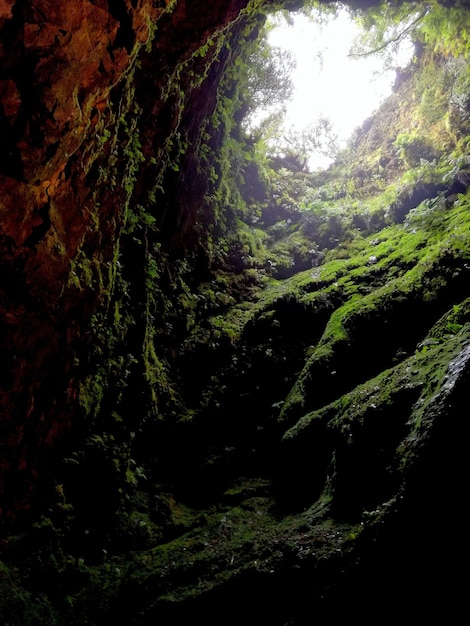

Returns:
268,9,414,169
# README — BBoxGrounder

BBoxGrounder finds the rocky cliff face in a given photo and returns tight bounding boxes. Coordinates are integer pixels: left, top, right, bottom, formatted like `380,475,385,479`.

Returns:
0,0,253,520
1,1,469,624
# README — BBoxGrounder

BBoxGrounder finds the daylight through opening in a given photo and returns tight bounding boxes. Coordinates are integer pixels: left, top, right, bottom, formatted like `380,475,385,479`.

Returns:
245,3,440,172
267,7,415,170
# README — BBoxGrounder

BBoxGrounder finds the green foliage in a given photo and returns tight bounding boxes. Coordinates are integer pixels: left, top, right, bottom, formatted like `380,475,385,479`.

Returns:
124,203,158,236
350,0,470,63
268,118,340,171
0,557,60,624
244,35,296,126
350,2,424,64
393,131,436,167
418,1,470,58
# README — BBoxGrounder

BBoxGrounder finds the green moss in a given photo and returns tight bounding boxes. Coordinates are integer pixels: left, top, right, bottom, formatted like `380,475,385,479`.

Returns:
121,483,356,607
0,561,58,624
285,319,470,443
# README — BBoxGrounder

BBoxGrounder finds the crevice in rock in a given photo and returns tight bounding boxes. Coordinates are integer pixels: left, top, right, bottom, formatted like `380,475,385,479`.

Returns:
108,0,136,54
0,105,23,178
24,200,51,248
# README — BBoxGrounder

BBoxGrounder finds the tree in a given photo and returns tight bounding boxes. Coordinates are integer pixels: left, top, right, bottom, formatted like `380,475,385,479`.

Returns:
349,0,470,64
349,1,427,66
265,117,340,172
243,34,296,132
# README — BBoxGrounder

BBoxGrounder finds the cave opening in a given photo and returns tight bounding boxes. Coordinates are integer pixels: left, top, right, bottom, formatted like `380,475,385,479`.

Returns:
263,4,415,170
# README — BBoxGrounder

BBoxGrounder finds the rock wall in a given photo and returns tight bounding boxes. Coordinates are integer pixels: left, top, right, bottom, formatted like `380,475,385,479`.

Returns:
0,0,252,522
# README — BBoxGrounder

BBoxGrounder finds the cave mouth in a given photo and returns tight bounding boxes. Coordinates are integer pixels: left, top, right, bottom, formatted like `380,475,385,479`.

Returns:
245,2,418,172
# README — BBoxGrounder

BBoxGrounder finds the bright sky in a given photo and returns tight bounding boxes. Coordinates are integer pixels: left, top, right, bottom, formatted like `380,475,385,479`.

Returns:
268,9,414,169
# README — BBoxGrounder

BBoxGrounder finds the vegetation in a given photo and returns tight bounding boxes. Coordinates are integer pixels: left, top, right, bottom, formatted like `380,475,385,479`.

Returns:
2,0,470,623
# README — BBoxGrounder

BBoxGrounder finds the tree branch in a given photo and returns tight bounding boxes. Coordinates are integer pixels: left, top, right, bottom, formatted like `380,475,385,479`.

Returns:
348,8,429,59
